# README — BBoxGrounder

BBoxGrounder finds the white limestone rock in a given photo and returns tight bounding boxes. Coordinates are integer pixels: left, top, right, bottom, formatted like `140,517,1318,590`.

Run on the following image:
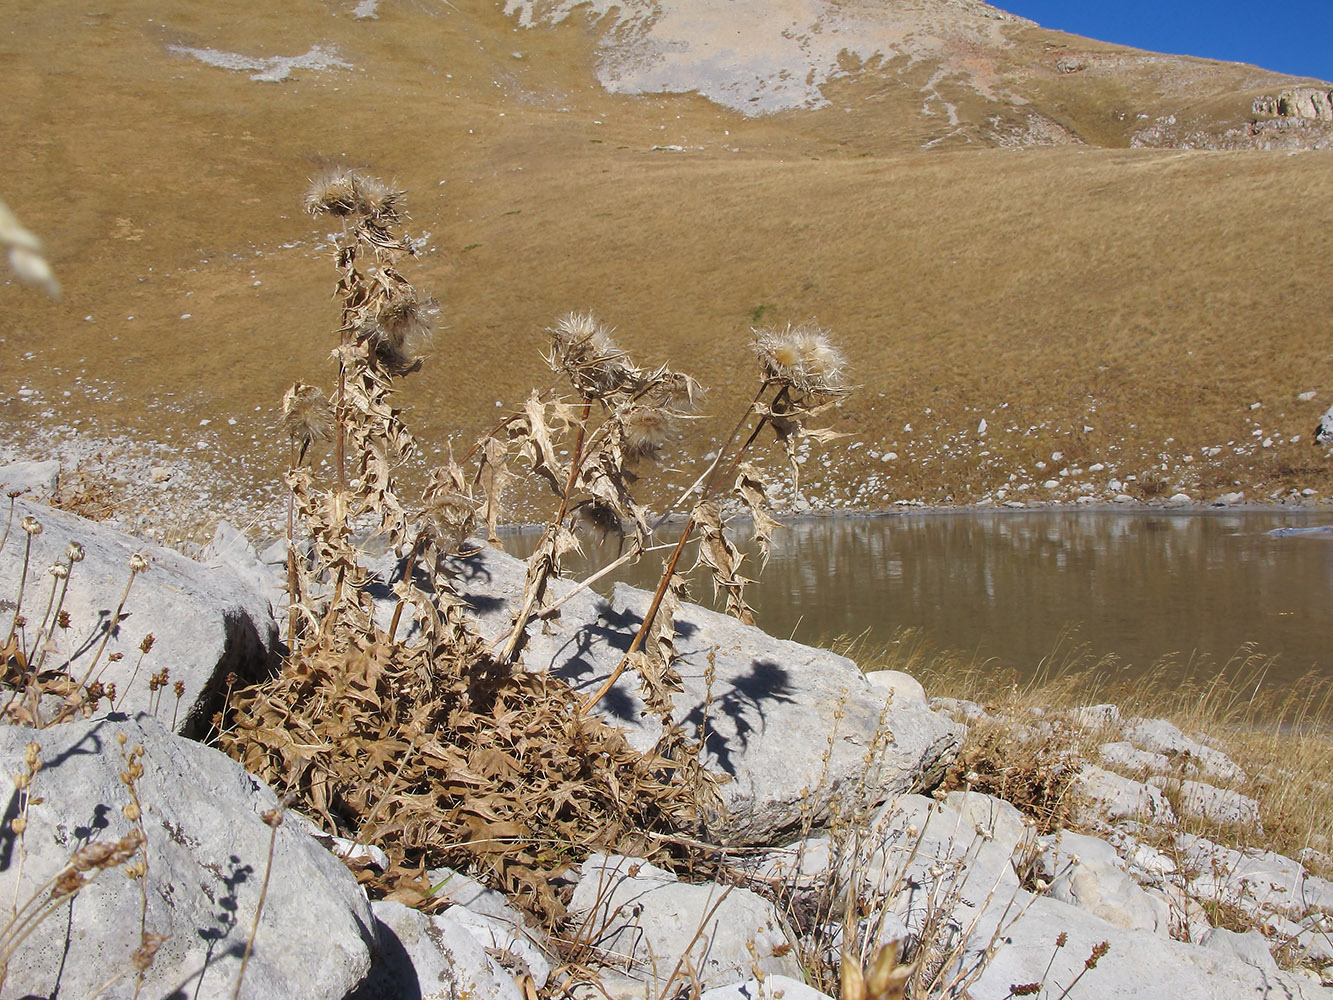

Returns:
1038,830,1170,935
1123,718,1245,783
358,900,523,1000
0,714,376,1000
0,497,280,736
0,458,60,499
567,854,801,992
1074,764,1177,826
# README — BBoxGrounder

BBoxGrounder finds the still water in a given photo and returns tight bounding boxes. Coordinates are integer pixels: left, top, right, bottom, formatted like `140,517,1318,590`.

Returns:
501,510,1333,687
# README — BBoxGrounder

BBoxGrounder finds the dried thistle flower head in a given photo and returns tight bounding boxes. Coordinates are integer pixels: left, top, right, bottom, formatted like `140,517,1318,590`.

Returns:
303,167,404,224
362,290,436,374
648,370,704,413
619,404,674,461
281,383,334,451
753,323,848,394
546,312,636,399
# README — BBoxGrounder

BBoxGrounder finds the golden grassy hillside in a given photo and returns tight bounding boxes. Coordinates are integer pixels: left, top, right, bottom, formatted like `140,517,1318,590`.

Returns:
2,0,1331,533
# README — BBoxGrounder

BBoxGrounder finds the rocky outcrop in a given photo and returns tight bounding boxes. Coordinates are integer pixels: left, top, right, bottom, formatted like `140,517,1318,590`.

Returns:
1254,87,1333,122
6,497,1331,998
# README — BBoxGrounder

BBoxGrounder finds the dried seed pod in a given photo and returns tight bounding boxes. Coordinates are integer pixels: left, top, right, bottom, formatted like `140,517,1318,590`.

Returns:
753,323,848,395
282,383,334,451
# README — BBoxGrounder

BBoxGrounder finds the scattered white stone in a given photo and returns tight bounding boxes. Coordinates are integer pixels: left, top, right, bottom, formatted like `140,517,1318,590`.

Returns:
169,44,352,82
864,669,927,707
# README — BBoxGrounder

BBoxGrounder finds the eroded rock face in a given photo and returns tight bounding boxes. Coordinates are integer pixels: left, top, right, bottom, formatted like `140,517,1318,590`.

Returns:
1277,87,1333,122
0,714,376,1000
0,498,280,737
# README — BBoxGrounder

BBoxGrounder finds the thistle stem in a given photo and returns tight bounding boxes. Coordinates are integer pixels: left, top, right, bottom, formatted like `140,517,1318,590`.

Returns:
496,401,592,666
582,387,781,714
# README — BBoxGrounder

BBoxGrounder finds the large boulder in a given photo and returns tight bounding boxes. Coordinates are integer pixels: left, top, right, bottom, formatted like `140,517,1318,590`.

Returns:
0,714,377,1000
0,497,280,737
373,544,962,846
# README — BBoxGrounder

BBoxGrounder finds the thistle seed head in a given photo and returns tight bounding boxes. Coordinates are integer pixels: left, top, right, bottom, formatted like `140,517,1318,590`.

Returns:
619,405,674,461
753,323,848,394
363,291,436,374
547,312,636,399
304,168,405,225
281,383,334,448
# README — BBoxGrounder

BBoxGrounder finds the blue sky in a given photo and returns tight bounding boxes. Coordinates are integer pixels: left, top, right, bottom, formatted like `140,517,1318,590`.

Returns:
997,1,1333,83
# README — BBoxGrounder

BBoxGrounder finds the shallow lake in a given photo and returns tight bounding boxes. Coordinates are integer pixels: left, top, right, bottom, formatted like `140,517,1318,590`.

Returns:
500,509,1333,690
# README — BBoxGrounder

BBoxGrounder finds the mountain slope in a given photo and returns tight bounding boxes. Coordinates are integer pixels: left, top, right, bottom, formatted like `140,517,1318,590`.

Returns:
1,0,1331,533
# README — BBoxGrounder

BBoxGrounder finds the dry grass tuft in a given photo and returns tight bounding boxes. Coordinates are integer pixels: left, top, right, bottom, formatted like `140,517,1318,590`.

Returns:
866,628,1333,879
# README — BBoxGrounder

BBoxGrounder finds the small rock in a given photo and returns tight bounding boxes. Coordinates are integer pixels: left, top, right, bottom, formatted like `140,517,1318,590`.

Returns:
0,458,60,498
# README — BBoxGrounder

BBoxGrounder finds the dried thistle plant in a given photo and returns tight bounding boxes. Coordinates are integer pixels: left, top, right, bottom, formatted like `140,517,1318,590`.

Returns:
221,179,725,928
579,320,851,716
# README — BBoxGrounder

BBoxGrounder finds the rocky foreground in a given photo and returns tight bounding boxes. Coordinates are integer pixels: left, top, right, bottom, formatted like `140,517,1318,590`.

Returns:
1,466,1331,999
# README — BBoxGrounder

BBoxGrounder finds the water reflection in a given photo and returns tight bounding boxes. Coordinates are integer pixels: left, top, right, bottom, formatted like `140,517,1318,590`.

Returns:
500,510,1333,687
